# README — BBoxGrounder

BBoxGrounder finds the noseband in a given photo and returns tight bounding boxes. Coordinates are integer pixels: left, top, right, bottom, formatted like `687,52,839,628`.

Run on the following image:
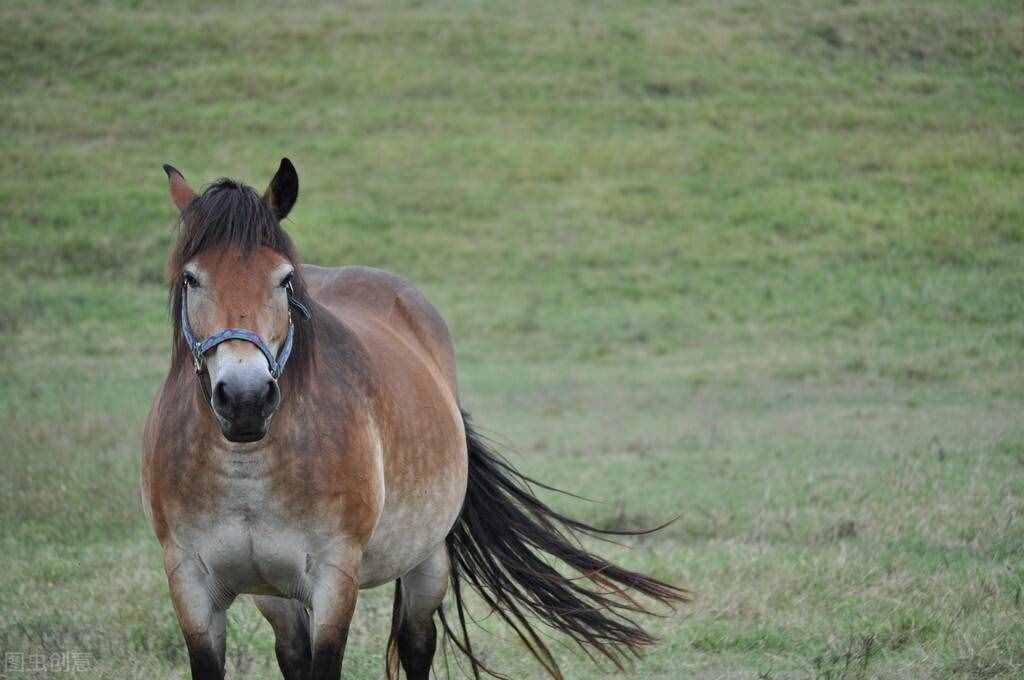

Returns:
180,281,311,381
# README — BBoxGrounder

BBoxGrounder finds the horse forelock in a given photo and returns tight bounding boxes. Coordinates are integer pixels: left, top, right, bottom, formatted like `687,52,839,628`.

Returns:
166,178,316,392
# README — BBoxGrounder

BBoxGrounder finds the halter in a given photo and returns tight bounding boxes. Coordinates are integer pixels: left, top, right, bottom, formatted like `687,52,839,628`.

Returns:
180,280,311,381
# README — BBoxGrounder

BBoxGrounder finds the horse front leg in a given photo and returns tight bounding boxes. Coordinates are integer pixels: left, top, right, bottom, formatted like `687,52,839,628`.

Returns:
164,550,232,680
253,595,312,680
304,550,360,680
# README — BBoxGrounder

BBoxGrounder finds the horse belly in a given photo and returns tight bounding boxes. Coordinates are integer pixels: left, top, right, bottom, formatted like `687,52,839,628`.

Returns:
358,445,467,588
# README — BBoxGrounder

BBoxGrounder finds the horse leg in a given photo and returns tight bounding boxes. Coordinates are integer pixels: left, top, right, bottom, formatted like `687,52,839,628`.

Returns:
164,552,230,680
253,595,312,680
306,550,360,680
392,546,450,680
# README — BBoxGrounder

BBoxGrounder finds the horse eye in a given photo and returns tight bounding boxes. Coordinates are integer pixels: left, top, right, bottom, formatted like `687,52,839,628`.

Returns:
183,272,199,288
279,273,294,288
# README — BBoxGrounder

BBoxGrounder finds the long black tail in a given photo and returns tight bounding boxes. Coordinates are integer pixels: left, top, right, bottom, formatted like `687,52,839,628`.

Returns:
438,411,689,680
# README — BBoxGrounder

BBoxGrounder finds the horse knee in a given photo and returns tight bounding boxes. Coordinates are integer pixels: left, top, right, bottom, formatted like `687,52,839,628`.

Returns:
310,628,349,680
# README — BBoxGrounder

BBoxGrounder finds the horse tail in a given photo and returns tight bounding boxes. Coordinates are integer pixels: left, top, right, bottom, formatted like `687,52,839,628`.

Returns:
438,411,689,680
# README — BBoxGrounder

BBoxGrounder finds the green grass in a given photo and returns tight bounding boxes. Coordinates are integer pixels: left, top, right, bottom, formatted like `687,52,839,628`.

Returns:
2,0,1024,678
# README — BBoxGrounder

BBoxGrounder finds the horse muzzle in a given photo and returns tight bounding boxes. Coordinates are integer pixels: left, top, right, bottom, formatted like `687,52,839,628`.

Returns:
210,373,281,443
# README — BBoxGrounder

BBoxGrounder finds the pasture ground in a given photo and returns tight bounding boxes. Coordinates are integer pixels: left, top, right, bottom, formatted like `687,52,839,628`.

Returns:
2,1,1023,678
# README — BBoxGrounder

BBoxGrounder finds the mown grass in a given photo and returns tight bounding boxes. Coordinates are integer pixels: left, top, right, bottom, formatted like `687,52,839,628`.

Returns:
2,1,1023,678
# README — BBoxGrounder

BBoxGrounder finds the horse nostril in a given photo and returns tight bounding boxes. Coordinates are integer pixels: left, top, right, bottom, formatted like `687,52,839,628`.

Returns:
212,380,233,415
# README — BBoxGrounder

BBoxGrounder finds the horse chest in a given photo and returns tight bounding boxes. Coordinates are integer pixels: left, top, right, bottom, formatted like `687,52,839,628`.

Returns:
180,456,323,599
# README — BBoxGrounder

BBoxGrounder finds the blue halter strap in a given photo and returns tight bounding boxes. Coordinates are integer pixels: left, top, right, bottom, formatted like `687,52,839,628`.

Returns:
180,281,311,380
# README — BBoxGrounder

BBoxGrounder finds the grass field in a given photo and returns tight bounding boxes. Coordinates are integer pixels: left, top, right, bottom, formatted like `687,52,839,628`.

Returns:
2,1,1024,678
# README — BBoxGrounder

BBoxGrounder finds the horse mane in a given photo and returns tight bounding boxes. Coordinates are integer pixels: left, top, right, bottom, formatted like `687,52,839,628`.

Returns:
166,178,316,392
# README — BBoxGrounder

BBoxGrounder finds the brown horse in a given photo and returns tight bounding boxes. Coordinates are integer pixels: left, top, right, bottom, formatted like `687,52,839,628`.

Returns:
142,159,687,680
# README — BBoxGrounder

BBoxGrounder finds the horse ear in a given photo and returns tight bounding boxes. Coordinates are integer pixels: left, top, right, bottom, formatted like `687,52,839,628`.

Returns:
163,164,196,212
264,157,299,221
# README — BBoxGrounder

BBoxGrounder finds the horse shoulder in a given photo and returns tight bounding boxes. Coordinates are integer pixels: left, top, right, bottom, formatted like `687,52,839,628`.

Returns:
301,264,459,394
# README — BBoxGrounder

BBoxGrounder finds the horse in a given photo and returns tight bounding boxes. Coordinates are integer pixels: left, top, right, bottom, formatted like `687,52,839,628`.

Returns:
141,159,688,680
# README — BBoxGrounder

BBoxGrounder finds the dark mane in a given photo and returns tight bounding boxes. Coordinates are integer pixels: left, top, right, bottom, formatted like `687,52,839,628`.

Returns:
167,178,316,391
